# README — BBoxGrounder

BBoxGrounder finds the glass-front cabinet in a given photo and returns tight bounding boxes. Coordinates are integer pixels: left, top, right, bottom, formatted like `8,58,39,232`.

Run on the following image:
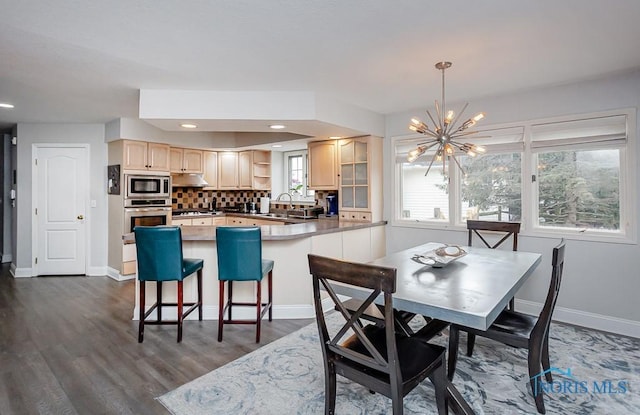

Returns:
339,138,370,212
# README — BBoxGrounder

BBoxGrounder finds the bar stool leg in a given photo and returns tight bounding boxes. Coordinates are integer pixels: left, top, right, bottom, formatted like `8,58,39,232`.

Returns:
138,281,146,343
177,280,184,343
156,281,163,322
256,280,262,343
197,269,203,320
268,270,273,321
218,280,225,342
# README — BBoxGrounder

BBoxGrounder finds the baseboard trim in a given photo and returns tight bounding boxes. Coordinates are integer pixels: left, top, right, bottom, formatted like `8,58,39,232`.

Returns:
106,266,136,282
1,253,12,263
11,265,32,278
516,299,640,339
131,304,316,321
87,266,108,277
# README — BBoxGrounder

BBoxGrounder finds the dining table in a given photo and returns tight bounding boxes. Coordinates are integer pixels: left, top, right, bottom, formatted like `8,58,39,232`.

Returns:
331,242,543,415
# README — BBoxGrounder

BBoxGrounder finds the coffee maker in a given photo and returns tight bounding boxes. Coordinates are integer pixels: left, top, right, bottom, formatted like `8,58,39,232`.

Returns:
326,195,338,216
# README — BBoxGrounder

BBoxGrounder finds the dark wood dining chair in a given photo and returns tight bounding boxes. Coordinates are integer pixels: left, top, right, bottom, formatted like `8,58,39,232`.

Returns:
447,240,565,414
308,254,448,415
466,220,522,355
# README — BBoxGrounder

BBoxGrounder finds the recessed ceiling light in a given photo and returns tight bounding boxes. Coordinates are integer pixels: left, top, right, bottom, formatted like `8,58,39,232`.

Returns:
271,144,283,148
329,136,342,139
180,123,197,129
0,103,15,109
269,124,286,130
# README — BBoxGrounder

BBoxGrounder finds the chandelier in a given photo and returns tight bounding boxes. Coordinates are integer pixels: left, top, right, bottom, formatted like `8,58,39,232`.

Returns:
407,61,486,176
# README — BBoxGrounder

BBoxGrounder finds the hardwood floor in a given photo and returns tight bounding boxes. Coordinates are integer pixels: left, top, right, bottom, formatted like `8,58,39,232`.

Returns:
0,264,312,414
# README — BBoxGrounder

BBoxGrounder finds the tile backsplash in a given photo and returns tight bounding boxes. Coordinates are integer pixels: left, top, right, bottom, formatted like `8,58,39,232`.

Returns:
172,188,336,211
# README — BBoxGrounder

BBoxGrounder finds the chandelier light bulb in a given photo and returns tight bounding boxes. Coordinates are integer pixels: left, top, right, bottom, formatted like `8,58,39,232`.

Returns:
444,110,455,125
473,113,485,122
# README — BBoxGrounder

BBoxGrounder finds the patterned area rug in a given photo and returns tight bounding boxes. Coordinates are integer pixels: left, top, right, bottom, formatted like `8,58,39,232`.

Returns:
158,314,640,414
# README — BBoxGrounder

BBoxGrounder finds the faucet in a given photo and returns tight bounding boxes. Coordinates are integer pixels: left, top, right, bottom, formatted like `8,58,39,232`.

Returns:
275,192,293,208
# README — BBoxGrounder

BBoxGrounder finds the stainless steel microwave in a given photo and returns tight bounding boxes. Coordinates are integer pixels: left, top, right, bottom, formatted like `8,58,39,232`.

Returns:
125,174,170,199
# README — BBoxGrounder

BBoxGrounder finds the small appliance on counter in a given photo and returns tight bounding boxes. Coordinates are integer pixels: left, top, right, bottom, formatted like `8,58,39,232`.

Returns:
260,197,270,214
326,195,338,216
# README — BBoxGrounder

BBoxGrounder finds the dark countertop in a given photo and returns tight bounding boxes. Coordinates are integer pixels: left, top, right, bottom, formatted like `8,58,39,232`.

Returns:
172,211,319,225
124,220,386,243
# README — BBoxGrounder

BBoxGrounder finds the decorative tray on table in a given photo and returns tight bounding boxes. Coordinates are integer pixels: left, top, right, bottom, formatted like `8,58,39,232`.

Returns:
411,244,467,268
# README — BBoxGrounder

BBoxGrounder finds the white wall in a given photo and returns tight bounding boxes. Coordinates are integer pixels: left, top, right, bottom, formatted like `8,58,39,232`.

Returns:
383,70,640,336
14,123,108,275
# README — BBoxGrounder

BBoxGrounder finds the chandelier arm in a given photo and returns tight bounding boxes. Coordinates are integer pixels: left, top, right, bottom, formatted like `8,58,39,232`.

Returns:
434,100,443,131
426,110,439,132
451,129,483,138
419,130,439,139
450,153,466,175
423,145,442,177
445,103,469,136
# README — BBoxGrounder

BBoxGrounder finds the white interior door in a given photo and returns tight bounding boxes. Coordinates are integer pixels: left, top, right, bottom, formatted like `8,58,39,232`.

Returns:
34,145,88,275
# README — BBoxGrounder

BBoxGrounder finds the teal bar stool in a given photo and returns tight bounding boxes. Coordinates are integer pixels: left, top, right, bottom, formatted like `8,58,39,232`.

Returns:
216,226,273,343
134,226,204,343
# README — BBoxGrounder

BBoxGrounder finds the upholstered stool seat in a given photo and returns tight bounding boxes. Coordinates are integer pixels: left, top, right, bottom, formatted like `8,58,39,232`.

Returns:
134,226,203,343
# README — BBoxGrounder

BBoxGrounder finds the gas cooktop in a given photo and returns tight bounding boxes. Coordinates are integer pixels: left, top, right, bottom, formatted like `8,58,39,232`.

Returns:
173,210,217,216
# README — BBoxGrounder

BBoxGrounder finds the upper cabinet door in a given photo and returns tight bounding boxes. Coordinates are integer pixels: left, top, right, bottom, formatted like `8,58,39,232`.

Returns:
169,148,184,173
123,141,148,170
147,142,170,172
238,151,253,189
308,140,338,190
182,149,203,173
122,141,170,172
203,151,218,189
170,148,203,173
218,151,239,189
339,138,369,211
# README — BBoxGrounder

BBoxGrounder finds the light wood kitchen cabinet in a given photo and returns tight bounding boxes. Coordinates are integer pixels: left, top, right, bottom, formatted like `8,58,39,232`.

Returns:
171,218,194,226
337,136,383,223
172,216,225,226
170,147,203,173
238,150,271,190
203,151,218,189
308,140,338,189
238,151,253,189
252,150,272,190
218,151,239,189
122,140,170,172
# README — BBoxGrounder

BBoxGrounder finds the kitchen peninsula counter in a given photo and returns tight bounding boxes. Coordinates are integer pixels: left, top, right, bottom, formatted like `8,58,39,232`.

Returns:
123,219,386,243
129,219,387,321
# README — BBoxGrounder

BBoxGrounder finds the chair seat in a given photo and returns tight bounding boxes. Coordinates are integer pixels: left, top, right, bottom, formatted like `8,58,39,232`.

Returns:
465,310,537,340
342,324,446,383
262,259,274,277
182,258,204,278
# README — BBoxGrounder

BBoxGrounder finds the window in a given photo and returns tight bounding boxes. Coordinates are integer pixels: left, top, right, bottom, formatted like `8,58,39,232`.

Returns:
393,109,636,242
284,150,314,200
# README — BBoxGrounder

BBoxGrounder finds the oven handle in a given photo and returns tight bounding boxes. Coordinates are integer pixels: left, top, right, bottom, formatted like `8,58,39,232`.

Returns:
124,207,172,212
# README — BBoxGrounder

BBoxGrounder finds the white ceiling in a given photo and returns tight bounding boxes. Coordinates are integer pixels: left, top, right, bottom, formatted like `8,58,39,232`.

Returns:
2,0,640,139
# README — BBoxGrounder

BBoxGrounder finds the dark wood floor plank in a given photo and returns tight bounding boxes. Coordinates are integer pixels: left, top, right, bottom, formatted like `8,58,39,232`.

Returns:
0,264,312,414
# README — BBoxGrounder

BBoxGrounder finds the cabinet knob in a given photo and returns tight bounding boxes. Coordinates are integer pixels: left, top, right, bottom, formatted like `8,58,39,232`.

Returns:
77,215,84,220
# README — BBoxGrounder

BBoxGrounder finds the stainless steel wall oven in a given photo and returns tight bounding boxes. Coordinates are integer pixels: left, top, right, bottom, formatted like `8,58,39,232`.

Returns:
124,206,172,233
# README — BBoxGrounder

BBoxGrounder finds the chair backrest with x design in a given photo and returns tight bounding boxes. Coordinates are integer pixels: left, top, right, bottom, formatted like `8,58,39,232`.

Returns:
467,219,521,251
308,254,398,378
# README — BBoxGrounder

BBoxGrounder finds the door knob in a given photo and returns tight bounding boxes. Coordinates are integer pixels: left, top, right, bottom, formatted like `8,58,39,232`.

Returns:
77,215,84,220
